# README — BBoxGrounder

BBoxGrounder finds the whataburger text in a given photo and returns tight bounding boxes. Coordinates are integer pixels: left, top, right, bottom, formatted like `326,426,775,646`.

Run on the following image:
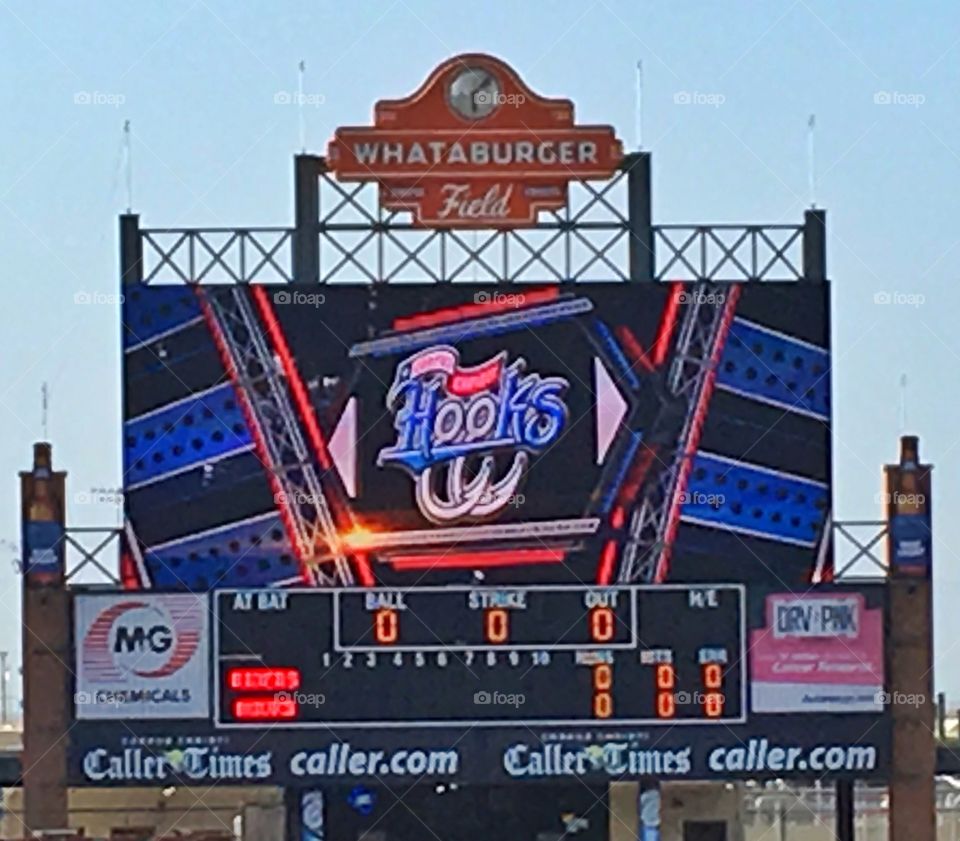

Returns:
333,137,606,175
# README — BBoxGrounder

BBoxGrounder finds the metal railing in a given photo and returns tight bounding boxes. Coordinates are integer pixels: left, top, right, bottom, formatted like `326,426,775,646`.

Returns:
125,152,825,286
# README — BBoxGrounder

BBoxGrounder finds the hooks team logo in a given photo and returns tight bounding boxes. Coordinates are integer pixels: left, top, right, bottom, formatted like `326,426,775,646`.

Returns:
377,345,569,523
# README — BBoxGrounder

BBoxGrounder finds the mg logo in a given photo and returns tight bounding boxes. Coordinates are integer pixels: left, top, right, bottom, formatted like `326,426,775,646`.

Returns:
80,596,204,683
114,622,173,655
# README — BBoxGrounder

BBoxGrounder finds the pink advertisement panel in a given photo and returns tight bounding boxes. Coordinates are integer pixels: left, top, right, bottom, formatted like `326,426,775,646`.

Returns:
750,593,884,713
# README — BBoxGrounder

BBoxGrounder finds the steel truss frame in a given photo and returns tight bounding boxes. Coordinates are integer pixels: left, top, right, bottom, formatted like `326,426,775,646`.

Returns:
127,154,826,286
830,519,888,579
63,527,121,584
136,221,806,284
619,283,739,582
199,288,353,587
60,519,889,585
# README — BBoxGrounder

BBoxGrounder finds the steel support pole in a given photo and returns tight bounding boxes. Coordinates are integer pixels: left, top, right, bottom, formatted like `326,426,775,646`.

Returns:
836,779,855,841
627,152,654,282
119,213,142,286
294,154,321,284
803,208,826,282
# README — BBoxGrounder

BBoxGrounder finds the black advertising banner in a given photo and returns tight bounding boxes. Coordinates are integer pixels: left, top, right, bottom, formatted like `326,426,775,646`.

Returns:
68,717,889,786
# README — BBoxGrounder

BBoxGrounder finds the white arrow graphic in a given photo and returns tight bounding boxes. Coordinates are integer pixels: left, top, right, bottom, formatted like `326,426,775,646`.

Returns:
329,396,358,497
593,357,628,465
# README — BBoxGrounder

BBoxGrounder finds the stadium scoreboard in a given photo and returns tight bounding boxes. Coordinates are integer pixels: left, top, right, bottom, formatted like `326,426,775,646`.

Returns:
215,584,746,728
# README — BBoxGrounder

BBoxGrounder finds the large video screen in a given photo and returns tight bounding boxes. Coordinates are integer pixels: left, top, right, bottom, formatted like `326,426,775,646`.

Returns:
120,282,831,590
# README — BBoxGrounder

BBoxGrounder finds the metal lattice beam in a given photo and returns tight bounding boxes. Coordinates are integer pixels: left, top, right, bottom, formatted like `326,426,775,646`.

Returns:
619,283,740,583
315,165,633,284
654,225,803,282
199,288,352,586
141,229,294,284
131,154,817,286
135,222,807,285
830,519,888,579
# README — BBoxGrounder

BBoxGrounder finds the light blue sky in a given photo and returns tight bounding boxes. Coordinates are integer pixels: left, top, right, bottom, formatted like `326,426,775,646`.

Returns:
2,0,959,708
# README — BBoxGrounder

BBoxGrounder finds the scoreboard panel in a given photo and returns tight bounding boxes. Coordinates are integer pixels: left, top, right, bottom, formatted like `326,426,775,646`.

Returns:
215,584,746,728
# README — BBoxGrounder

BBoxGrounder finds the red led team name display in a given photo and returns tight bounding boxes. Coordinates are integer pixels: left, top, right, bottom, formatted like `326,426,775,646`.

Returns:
214,585,745,728
227,667,301,692
228,668,302,720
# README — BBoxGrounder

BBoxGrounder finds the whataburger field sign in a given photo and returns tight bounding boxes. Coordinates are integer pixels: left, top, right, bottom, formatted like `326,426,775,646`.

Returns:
326,53,624,227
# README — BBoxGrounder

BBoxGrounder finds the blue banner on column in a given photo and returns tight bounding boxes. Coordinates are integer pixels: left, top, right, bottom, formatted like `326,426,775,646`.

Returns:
23,520,64,581
891,512,932,576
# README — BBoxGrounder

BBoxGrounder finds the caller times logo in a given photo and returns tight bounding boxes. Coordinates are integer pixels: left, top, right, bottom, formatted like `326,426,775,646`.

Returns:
82,746,272,782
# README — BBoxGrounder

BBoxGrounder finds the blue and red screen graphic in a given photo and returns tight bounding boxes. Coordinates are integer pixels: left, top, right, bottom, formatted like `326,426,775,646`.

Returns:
120,282,831,590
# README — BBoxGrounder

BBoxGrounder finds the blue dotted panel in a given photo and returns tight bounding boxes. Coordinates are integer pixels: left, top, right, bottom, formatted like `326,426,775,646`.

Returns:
716,320,830,419
682,453,828,546
123,285,203,349
144,515,299,589
125,383,252,486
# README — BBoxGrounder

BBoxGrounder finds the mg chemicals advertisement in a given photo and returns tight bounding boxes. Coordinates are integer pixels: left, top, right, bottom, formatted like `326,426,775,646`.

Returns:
73,594,209,719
